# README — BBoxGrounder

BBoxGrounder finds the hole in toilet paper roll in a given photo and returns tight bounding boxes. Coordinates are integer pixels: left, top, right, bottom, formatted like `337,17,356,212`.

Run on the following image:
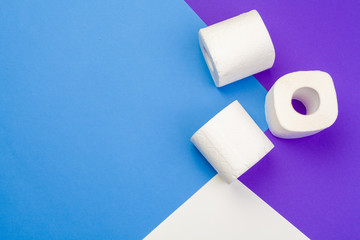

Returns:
291,99,307,115
292,87,320,115
203,47,214,72
291,99,306,115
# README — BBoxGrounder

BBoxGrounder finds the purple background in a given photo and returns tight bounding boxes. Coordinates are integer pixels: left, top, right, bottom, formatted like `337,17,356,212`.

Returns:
185,0,360,239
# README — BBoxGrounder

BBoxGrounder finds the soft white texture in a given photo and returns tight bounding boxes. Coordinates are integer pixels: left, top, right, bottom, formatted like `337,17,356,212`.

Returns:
265,71,338,139
144,175,309,240
199,10,275,87
190,101,274,183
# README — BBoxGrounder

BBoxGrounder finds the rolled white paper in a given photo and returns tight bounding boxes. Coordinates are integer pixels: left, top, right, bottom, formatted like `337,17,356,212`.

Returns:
191,101,274,183
199,10,275,87
265,71,338,139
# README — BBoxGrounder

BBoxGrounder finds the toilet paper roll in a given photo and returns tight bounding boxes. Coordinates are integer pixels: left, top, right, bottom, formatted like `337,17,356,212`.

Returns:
191,101,274,183
199,10,275,87
265,71,338,139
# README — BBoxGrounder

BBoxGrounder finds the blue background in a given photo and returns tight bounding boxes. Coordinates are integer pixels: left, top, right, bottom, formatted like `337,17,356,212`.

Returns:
0,0,267,238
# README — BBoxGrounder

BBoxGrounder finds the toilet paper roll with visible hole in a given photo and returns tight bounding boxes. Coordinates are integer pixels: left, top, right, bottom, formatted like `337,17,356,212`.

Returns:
265,71,338,139
199,10,275,87
191,101,274,183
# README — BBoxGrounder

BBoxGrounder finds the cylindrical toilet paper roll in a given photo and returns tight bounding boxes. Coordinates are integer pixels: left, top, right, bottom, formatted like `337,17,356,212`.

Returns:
265,71,338,139
191,101,274,183
199,10,275,87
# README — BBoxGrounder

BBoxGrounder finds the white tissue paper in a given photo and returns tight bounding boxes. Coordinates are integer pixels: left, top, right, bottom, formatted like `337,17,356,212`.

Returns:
265,71,338,139
144,175,309,240
199,10,275,87
191,101,274,183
